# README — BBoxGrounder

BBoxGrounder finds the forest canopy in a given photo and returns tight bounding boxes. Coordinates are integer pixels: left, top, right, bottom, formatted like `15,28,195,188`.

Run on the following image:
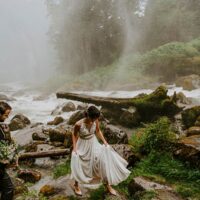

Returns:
46,0,200,75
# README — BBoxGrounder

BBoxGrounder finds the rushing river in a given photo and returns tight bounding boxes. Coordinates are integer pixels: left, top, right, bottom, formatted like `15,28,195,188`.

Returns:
1,82,200,125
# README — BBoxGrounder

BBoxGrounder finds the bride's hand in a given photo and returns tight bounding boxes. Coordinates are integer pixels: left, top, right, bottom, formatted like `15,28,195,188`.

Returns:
73,148,77,154
104,141,108,147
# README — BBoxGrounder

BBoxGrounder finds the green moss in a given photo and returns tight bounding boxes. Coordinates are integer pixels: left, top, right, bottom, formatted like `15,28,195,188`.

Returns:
130,86,181,121
53,160,71,179
134,190,157,200
129,117,176,154
133,151,200,199
18,190,47,200
182,106,200,128
88,185,105,200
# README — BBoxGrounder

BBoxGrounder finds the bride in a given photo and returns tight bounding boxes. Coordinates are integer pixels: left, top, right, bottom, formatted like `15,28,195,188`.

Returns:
70,105,130,196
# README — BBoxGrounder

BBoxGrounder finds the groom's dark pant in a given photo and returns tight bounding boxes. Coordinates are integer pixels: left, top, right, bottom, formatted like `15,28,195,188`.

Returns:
0,168,14,200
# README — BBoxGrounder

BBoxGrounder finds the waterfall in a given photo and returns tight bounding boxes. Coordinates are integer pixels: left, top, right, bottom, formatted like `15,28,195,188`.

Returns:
135,0,149,17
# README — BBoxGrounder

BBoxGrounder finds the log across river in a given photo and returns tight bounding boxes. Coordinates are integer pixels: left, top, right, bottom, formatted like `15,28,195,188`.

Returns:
56,86,182,127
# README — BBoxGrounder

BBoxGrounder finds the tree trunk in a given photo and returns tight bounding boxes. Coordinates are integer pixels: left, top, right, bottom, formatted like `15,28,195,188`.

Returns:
19,149,70,160
56,92,133,108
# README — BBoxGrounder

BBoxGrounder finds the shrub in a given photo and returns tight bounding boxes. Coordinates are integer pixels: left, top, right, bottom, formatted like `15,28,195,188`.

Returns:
129,117,176,154
133,151,200,199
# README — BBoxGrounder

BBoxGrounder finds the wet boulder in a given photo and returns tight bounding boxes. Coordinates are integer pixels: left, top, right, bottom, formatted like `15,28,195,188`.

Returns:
174,135,200,168
119,107,141,127
77,103,88,110
51,105,62,116
33,94,48,101
62,101,76,112
68,110,85,125
9,114,31,131
47,116,64,126
195,116,200,126
176,92,191,105
175,74,200,90
186,126,200,136
12,125,47,147
128,177,183,200
128,176,172,196
32,130,48,141
100,108,116,124
181,106,200,128
40,185,57,197
24,142,39,153
0,93,15,101
9,118,26,131
48,125,73,147
17,169,41,183
12,114,31,124
103,124,128,144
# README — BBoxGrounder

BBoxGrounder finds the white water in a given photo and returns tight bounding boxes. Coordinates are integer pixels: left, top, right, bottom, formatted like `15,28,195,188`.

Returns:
1,82,199,124
135,0,149,17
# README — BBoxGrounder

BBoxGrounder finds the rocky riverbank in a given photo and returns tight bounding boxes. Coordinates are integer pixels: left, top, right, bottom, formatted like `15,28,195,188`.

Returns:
0,84,200,200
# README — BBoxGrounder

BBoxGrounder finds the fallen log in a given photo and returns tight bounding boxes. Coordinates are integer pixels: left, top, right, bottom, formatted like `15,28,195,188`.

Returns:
57,86,182,127
19,148,70,160
56,92,133,108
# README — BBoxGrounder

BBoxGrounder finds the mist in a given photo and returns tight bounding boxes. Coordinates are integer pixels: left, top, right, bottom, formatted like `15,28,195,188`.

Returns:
0,0,199,91
0,0,55,84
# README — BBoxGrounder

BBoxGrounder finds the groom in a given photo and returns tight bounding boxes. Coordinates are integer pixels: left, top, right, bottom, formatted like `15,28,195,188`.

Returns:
0,102,15,200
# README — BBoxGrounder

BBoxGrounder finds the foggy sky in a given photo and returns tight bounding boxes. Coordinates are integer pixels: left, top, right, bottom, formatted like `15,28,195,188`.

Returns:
0,0,55,84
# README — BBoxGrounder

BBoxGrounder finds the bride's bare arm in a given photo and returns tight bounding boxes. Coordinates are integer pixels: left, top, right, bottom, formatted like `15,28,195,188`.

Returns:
95,119,108,145
72,123,80,153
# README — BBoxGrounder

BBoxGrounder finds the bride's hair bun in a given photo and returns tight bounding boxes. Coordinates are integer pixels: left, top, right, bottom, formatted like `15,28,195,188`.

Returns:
85,106,100,120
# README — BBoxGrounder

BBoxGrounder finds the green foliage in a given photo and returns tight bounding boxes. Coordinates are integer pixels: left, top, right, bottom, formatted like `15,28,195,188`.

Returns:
47,0,200,77
181,106,200,128
134,190,157,200
129,117,176,154
142,38,200,80
131,86,179,121
133,151,200,199
17,190,47,200
88,185,105,200
190,37,200,51
0,141,17,164
46,36,200,90
53,160,71,179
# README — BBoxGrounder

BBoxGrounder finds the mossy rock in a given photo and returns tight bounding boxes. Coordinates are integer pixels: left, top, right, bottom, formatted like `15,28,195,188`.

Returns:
181,106,200,128
102,86,181,126
132,86,181,121
40,185,56,197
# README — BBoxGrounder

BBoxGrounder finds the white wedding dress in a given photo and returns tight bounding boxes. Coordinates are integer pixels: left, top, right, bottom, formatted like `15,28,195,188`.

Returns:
71,120,131,185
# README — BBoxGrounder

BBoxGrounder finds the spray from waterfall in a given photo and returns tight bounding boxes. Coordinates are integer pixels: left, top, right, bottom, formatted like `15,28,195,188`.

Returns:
134,0,149,17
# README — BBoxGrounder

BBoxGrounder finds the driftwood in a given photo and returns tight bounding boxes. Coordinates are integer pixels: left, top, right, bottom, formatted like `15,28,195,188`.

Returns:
19,148,70,160
56,92,133,109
